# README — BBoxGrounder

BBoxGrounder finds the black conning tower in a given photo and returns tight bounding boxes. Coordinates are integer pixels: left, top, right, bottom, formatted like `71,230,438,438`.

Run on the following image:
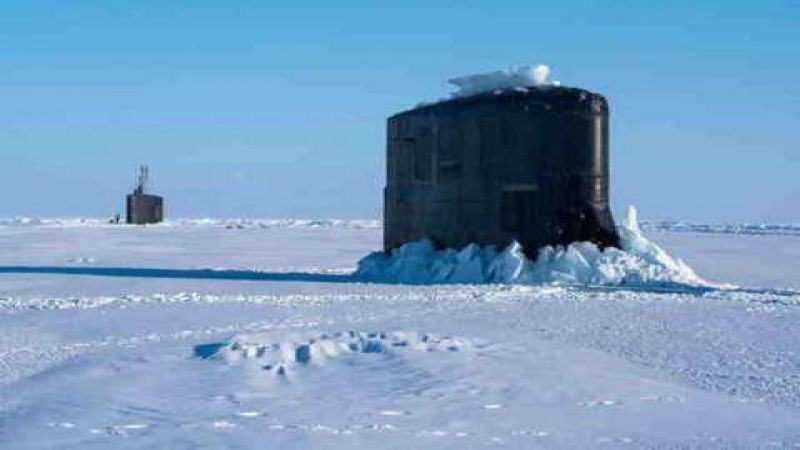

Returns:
384,86,619,258
126,165,164,225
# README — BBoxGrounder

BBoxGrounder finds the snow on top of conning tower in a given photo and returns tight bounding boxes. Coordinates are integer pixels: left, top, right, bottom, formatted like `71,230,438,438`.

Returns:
448,64,560,98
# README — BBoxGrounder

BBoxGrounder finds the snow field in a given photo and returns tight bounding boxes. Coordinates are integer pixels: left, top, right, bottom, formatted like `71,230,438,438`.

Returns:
2,217,800,448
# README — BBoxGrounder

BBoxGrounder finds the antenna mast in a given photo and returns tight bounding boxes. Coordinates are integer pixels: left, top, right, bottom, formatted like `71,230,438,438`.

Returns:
135,165,149,195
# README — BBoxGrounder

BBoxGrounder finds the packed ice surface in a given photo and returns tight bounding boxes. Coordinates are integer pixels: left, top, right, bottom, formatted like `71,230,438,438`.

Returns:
356,206,714,289
448,64,556,97
0,216,380,229
3,215,800,448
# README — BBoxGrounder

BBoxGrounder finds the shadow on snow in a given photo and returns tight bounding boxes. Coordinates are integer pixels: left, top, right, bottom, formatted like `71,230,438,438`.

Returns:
0,265,353,283
1,265,798,302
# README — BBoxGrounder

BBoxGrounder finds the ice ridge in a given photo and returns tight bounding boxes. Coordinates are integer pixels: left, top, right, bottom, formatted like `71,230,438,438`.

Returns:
355,206,717,289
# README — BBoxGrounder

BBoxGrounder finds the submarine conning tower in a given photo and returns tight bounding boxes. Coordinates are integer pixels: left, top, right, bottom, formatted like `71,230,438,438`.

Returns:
126,165,164,225
384,84,620,258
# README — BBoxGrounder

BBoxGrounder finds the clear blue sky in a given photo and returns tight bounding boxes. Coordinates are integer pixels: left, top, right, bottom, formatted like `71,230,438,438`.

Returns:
1,0,798,221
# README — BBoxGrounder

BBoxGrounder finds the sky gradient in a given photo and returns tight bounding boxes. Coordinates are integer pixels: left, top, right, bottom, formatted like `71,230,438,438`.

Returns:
1,0,798,221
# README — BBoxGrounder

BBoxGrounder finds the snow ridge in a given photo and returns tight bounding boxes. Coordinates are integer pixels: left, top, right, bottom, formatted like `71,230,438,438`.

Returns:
355,207,718,289
640,221,800,237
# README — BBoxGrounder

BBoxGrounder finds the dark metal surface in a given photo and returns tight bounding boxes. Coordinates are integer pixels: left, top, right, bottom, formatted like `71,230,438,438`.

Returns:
126,194,163,225
384,86,619,258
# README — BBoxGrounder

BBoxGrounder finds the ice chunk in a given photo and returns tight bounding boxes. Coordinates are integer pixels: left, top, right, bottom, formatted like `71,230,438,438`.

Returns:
532,65,550,85
625,206,641,234
449,64,554,97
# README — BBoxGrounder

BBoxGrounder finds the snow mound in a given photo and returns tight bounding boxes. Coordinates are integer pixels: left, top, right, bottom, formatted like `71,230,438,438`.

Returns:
195,330,473,378
449,64,557,97
355,207,718,289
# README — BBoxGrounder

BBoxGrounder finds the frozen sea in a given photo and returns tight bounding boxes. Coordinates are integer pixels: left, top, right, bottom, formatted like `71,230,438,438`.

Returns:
1,219,800,449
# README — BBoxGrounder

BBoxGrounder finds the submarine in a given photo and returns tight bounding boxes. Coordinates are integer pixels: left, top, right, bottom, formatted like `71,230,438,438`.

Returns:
126,165,164,225
383,66,619,258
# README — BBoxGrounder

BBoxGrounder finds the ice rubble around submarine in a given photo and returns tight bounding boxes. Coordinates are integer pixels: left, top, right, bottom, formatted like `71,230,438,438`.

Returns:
355,207,719,289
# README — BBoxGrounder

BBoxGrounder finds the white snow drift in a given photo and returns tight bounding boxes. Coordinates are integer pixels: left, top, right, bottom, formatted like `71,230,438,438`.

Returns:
448,64,558,97
196,330,474,378
355,207,716,289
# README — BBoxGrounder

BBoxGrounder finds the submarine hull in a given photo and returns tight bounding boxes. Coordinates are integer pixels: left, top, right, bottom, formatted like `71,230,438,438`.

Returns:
384,87,619,258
